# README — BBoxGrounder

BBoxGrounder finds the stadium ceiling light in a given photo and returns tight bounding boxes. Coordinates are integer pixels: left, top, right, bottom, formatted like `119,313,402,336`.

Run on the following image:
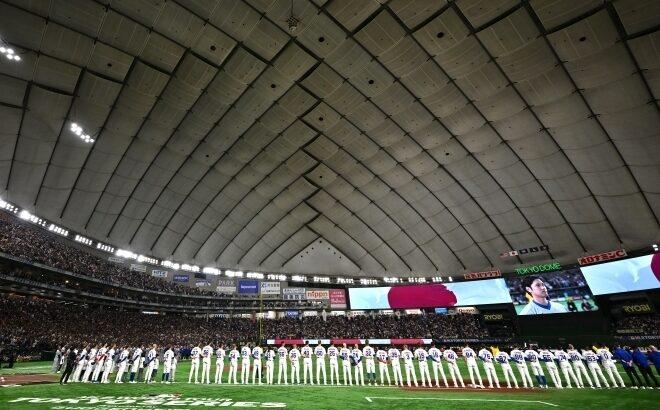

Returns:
448,276,454,282
203,267,220,275
69,122,95,144
291,275,307,282
0,44,21,61
653,244,658,251
247,272,264,279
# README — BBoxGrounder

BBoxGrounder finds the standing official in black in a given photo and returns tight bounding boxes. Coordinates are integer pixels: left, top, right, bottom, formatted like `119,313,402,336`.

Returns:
60,348,77,384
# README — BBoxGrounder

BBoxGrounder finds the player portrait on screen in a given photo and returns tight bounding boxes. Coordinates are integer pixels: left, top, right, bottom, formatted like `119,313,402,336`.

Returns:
506,268,598,315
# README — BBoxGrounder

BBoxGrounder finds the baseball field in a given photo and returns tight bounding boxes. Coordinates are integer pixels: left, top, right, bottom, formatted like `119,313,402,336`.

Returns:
0,360,657,409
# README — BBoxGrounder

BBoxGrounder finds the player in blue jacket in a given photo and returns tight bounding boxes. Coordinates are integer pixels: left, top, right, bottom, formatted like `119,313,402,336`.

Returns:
612,345,642,388
632,346,658,388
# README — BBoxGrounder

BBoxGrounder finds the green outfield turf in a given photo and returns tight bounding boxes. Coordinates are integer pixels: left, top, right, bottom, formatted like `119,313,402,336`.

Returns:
1,360,657,409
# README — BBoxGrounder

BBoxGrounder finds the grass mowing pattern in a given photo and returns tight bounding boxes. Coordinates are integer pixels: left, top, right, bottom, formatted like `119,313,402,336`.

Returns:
1,360,657,409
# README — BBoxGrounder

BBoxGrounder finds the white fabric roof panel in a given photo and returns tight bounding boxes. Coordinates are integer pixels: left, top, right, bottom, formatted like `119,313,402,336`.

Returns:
2,0,658,276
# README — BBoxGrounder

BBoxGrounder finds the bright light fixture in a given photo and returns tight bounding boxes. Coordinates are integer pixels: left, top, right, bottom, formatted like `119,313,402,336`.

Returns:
69,122,95,144
0,44,20,62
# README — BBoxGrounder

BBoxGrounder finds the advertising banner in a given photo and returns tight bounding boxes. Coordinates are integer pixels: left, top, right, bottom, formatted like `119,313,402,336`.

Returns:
463,269,501,280
348,279,511,310
581,254,659,295
283,287,306,300
216,279,236,293
108,256,124,263
329,289,346,308
238,279,259,294
195,280,211,287
578,249,627,265
130,264,146,272
151,269,168,278
483,313,504,321
306,289,330,300
260,281,281,295
621,303,653,314
173,274,189,283
285,310,299,318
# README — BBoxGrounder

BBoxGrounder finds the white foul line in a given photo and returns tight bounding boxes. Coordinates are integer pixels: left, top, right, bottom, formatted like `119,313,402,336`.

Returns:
364,397,559,407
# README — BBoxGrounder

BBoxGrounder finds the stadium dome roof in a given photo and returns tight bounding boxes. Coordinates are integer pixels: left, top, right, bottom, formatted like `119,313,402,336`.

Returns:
0,0,658,278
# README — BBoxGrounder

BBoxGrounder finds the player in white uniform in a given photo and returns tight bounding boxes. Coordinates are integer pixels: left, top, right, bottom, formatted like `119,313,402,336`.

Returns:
228,345,239,384
115,347,130,383
363,344,376,385
144,345,158,383
265,348,275,384
189,345,201,383
314,343,327,384
525,348,547,388
327,344,340,385
388,346,403,386
495,351,518,388
129,346,142,383
163,347,174,383
462,346,484,388
277,344,288,385
510,348,533,388
401,345,418,387
583,349,609,388
376,348,391,386
240,344,252,384
352,344,365,386
72,346,88,382
215,345,226,384
428,345,448,388
92,345,107,383
415,347,432,387
289,345,301,384
82,345,98,383
539,348,562,388
478,347,500,388
340,344,353,385
555,349,579,388
171,349,179,383
597,346,624,388
200,344,213,384
101,345,115,383
301,343,314,385
518,275,568,315
252,345,263,384
443,348,465,387
567,345,593,388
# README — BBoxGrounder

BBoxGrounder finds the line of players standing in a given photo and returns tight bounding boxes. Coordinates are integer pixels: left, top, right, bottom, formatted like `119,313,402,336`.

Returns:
57,342,659,389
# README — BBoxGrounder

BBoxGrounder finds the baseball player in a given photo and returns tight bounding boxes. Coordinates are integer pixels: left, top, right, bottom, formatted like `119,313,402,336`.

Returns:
265,347,275,384
388,346,403,386
555,349,579,388
495,350,518,388
340,344,353,385
363,343,376,385
428,345,448,388
171,348,179,383
129,346,142,383
462,345,484,388
201,343,213,384
72,345,88,382
567,344,593,388
376,347,391,386
327,343,340,385
510,347,533,388
228,345,239,384
443,348,465,388
524,347,548,388
289,344,301,384
352,344,365,386
252,344,263,385
162,347,174,383
114,347,130,383
81,344,98,383
314,343,327,385
215,344,226,384
401,345,418,387
277,344,288,384
92,345,107,383
583,348,609,388
415,346,432,387
301,342,314,384
597,346,624,388
539,348,562,388
240,343,251,384
478,347,500,388
144,344,158,383
189,344,201,383
100,345,115,383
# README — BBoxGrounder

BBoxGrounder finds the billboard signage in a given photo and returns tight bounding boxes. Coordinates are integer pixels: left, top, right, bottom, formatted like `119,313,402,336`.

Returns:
217,279,236,293
306,290,330,300
581,254,659,295
514,261,562,275
151,269,168,278
238,279,259,294
500,245,549,258
578,249,627,265
130,264,146,272
329,289,346,308
195,280,211,287
622,303,653,314
173,274,189,283
463,269,501,280
283,288,306,300
483,313,504,321
261,281,281,295
285,310,299,318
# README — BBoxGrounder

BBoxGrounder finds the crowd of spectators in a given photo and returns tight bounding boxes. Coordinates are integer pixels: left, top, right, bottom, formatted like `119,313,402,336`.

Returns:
0,295,495,355
0,217,220,297
612,315,660,336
